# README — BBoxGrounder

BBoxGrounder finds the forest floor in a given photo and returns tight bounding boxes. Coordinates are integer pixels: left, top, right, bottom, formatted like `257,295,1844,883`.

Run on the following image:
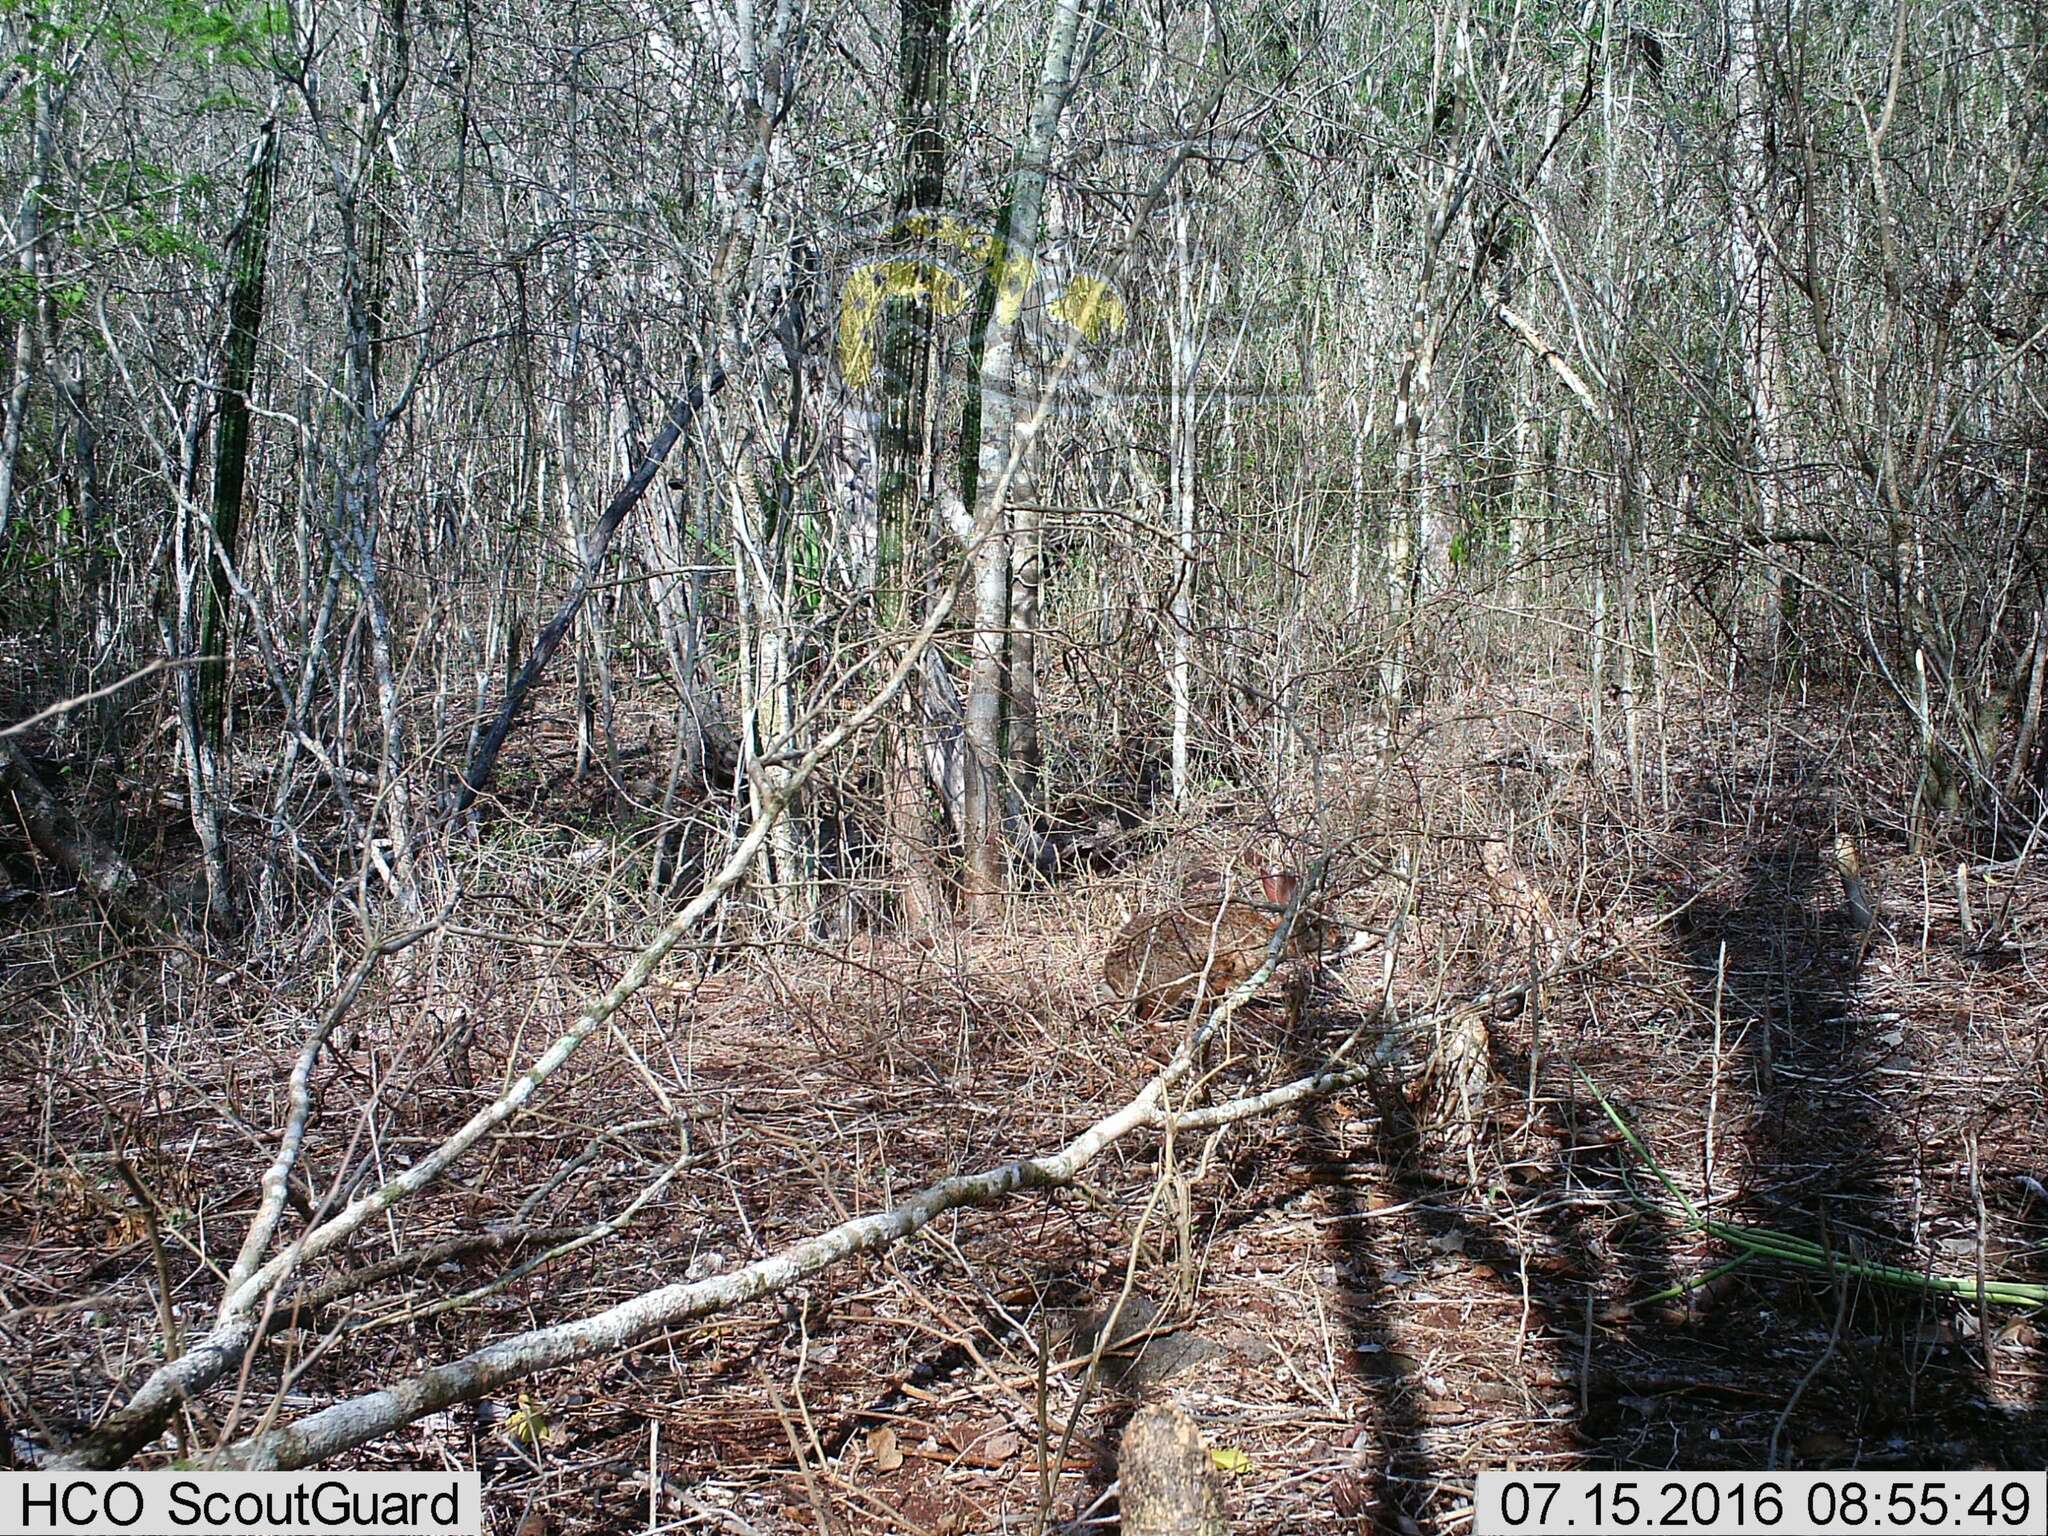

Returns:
3,680,2045,1534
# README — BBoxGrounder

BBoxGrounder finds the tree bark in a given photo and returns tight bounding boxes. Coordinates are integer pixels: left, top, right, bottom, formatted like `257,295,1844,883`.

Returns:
197,119,279,754
1167,187,1206,801
1729,0,1789,669
0,107,46,547
876,0,952,927
958,0,1090,918
1384,125,1480,710
1120,1404,1229,1536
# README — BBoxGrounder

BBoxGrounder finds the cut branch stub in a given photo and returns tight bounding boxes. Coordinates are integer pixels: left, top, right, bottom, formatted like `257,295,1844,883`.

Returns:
1119,1402,1228,1536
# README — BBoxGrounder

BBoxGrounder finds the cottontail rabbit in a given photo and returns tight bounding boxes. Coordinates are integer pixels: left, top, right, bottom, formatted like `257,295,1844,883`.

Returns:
1104,870,1328,1023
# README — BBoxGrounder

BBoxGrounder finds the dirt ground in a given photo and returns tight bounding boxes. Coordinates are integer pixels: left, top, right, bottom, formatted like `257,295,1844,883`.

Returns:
4,682,2045,1533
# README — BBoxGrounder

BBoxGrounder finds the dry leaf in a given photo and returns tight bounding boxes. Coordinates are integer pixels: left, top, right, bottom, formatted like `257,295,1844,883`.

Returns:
866,1425,904,1472
513,1511,547,1536
982,1429,1022,1462
1209,1446,1252,1476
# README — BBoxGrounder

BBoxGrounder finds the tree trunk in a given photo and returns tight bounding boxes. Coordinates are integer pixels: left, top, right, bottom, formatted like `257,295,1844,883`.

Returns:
876,0,951,928
1167,189,1202,801
1008,479,1043,811
1730,0,1789,669
1385,126,1479,713
731,458,810,927
0,116,44,547
957,0,1090,919
197,118,279,754
171,117,280,925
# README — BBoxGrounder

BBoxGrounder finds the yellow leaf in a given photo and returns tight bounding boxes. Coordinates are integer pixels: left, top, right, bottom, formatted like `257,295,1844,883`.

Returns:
1208,1446,1252,1476
506,1390,550,1451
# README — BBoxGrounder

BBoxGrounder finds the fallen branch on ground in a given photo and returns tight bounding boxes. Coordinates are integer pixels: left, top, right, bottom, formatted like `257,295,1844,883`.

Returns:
66,798,1659,1470
51,560,971,1471
200,867,1667,1468
203,876,1613,1482
209,906,1315,1468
